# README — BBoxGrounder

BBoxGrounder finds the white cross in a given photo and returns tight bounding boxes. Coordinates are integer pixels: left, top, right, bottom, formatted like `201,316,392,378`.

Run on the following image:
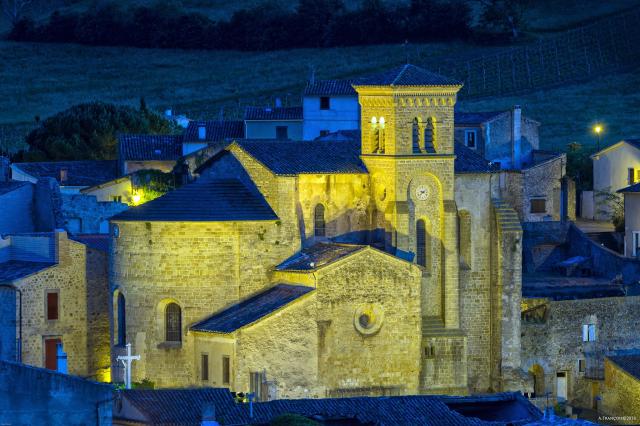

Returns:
117,343,141,389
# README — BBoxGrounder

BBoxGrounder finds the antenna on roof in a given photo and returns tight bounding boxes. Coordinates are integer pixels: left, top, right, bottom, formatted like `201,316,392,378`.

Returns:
308,64,316,85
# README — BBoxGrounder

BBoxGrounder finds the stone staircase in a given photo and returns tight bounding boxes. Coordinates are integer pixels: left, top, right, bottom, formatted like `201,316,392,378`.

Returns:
492,198,522,233
422,316,465,336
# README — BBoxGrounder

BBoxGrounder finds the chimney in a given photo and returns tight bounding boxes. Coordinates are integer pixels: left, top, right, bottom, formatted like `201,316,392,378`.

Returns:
201,404,219,426
512,105,522,169
275,97,282,108
198,125,206,140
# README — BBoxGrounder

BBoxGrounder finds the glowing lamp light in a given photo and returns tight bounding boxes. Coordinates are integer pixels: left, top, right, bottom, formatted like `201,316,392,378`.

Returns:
370,116,377,125
379,116,385,127
594,125,602,134
131,192,142,205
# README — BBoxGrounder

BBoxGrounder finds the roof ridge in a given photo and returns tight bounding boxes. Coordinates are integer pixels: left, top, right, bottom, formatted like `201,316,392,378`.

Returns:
391,64,411,86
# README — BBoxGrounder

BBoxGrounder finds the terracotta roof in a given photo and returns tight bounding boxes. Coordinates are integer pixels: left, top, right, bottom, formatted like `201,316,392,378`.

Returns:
118,134,182,162
522,273,625,300
276,243,366,271
11,160,119,187
608,355,640,380
244,106,303,121
191,284,314,334
304,79,358,96
183,121,244,143
235,139,367,175
69,234,110,252
110,178,277,222
0,260,55,282
355,64,462,87
118,388,237,426
0,181,30,196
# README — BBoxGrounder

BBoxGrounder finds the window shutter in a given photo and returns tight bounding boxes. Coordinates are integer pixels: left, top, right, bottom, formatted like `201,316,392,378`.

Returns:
582,324,589,342
589,324,596,341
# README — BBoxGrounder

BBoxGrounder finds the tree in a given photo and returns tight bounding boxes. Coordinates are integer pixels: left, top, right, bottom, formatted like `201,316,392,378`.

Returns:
475,0,528,40
23,102,176,161
2,0,31,25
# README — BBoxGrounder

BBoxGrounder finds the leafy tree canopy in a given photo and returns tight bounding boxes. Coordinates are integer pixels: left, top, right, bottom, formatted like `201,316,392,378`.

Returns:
23,101,176,161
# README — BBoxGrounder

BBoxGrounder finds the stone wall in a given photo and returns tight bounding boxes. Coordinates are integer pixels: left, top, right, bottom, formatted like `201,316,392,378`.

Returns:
0,360,112,426
17,232,109,379
521,296,640,408
62,193,128,234
111,220,297,387
85,247,111,382
601,358,640,420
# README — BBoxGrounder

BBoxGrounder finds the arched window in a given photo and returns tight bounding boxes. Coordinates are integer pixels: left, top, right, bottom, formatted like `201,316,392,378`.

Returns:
117,293,126,346
416,219,426,267
314,204,326,237
165,303,182,342
412,118,421,153
424,117,436,153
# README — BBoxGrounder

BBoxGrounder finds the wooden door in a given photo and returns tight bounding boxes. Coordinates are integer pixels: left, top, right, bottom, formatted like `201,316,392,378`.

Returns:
44,338,60,370
556,372,567,401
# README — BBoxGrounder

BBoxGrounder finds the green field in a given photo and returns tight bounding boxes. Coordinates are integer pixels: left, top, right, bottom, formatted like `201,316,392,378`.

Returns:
1,0,639,154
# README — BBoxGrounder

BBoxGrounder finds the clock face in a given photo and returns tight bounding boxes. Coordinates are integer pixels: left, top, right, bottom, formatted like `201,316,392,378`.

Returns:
415,185,429,201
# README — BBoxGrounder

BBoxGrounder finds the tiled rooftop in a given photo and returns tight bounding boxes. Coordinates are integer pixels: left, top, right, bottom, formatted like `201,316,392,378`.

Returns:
111,178,277,222
235,139,367,175
12,160,119,187
522,273,625,300
617,182,640,193
118,134,183,162
276,243,366,271
190,284,314,334
304,79,358,96
244,106,303,121
118,388,237,426
183,120,244,143
608,354,640,380
354,64,462,87
0,260,55,282
454,111,508,125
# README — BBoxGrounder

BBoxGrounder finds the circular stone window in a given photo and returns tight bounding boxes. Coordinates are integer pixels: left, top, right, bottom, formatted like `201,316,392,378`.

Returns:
354,304,384,336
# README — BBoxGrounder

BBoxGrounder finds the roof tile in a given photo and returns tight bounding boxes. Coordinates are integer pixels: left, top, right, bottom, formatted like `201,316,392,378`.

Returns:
183,121,244,143
355,64,462,87
276,243,365,271
244,106,303,121
12,160,119,187
191,284,314,333
118,134,182,162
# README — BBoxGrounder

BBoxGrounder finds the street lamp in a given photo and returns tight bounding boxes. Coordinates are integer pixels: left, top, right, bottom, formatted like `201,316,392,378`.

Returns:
593,124,603,151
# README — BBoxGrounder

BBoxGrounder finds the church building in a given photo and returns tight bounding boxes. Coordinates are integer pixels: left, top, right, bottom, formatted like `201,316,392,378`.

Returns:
109,65,527,398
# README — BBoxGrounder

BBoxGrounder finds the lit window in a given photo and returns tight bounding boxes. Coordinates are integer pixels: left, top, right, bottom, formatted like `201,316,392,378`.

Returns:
465,130,477,149
582,324,596,342
46,291,59,320
530,198,546,214
320,97,330,110
165,303,182,342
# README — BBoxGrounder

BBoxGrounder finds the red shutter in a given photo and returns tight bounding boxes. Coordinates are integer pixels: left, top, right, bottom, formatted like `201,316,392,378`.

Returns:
47,292,58,320
44,339,59,370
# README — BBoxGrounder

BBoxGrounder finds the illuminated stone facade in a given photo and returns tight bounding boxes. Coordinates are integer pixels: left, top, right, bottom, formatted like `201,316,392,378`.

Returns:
111,65,526,396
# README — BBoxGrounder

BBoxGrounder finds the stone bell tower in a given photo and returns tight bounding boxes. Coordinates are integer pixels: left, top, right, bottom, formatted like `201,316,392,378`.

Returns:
354,63,464,327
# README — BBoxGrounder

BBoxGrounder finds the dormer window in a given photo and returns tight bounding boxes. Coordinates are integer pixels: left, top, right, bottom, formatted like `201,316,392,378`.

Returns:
198,126,206,140
59,168,68,183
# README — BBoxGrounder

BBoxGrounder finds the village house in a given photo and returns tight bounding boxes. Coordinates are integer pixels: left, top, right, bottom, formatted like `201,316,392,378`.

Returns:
586,138,640,220
244,105,303,140
617,182,640,258
0,231,111,382
601,354,640,420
